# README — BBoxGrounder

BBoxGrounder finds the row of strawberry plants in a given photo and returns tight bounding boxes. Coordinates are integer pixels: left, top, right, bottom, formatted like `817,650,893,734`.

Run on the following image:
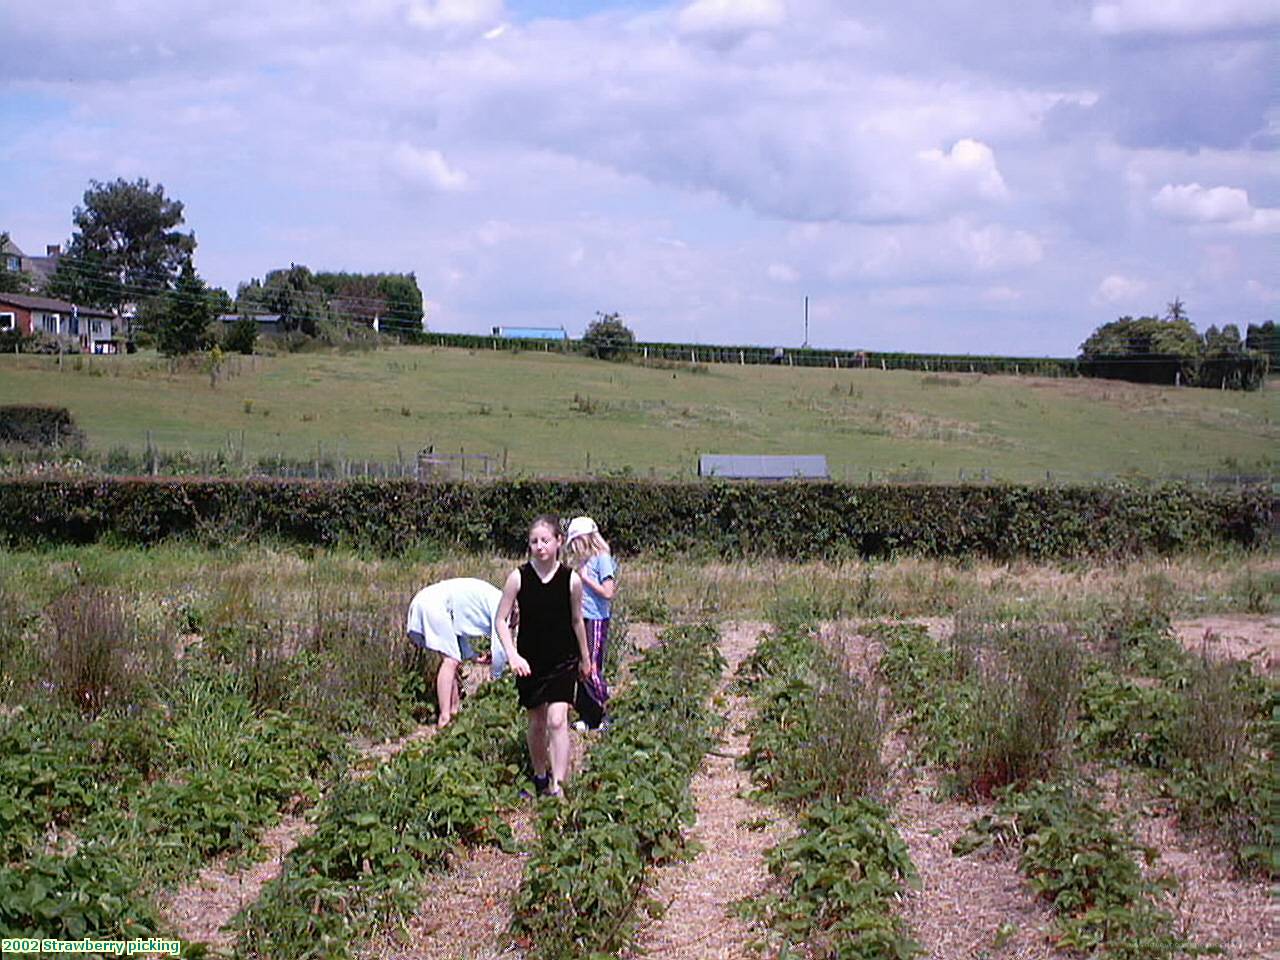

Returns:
1075,615,1277,877
874,620,1208,957
881,609,1276,877
510,624,725,959
953,783,1196,958
0,684,342,940
233,675,527,959
736,622,920,960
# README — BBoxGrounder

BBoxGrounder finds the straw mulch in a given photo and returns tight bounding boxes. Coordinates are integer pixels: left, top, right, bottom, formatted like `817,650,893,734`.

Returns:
366,805,539,960
158,813,316,950
627,621,793,960
893,778,1065,959
1100,772,1278,958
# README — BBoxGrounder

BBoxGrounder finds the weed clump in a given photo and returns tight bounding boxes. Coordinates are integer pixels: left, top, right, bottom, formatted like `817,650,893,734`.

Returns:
45,588,142,716
877,617,1082,798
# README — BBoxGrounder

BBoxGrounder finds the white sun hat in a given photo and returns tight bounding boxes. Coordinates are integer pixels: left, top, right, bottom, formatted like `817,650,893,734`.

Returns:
565,516,599,543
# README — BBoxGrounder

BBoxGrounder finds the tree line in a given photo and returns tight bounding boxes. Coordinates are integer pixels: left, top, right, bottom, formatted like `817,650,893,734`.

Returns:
1079,298,1273,390
1,178,424,356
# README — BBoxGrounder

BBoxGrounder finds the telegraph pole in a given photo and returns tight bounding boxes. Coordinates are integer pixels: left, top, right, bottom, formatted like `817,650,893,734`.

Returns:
802,295,809,348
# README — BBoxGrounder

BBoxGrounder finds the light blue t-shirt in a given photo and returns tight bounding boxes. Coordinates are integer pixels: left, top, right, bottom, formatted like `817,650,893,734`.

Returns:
580,554,617,621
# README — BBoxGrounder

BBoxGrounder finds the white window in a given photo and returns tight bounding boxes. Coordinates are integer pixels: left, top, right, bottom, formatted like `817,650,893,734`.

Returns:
3,256,18,272
41,313,59,334
0,312,14,332
91,321,102,334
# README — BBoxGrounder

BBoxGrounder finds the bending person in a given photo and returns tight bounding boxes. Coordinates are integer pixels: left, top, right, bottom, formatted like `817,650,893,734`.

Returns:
406,577,511,728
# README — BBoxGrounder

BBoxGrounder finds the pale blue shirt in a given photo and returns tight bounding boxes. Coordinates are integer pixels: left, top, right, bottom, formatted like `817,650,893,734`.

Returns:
580,554,617,620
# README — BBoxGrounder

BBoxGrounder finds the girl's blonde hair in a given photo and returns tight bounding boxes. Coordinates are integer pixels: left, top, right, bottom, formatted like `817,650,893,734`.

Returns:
565,530,610,566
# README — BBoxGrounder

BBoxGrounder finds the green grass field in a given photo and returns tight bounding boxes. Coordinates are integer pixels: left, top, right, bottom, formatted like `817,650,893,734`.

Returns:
0,346,1275,481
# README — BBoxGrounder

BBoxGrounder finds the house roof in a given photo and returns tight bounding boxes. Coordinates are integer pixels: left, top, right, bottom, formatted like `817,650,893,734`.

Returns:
0,293,113,317
22,254,60,285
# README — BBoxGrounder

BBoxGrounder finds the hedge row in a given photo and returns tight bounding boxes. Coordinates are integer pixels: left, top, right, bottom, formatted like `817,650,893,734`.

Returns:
0,478,1270,558
424,331,1080,376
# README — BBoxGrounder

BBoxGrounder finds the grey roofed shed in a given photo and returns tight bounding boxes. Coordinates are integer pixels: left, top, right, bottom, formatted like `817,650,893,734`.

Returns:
699,455,829,479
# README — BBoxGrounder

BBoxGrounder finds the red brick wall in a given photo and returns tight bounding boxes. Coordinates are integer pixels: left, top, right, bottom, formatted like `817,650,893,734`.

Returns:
0,303,34,336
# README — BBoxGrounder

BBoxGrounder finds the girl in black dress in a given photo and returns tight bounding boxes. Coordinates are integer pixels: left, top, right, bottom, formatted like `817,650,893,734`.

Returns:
496,515,595,798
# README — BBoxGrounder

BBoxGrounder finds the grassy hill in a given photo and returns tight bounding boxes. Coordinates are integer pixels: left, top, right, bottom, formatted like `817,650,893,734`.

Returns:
0,347,1274,482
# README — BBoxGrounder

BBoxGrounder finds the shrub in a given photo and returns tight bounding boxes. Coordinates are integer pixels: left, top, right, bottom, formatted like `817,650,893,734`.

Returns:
223,315,259,354
0,405,84,448
580,310,635,360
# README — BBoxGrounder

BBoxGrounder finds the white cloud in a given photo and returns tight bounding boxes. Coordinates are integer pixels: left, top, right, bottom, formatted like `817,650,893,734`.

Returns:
1151,183,1280,234
1,0,1275,356
677,0,786,36
1094,274,1149,305
1092,0,1280,35
406,0,504,31
828,219,1042,283
915,139,1009,203
1245,279,1279,303
982,285,1022,303
388,144,469,191
767,262,798,283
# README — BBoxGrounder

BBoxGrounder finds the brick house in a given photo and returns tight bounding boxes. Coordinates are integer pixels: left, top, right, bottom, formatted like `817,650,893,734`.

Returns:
0,293,120,354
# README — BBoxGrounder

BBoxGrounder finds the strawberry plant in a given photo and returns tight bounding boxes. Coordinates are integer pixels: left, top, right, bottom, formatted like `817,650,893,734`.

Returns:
737,621,919,960
745,800,920,960
234,676,526,959
954,781,1203,958
512,624,724,959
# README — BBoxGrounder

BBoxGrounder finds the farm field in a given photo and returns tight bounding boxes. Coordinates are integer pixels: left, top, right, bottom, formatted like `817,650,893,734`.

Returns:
0,347,1276,482
1,544,1275,957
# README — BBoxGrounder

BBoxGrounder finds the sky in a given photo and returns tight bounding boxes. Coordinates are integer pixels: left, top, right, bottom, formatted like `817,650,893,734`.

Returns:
1,0,1276,355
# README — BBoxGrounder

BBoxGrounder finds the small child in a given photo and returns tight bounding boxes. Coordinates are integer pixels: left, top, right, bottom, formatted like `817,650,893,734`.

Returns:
564,516,617,731
405,577,508,728
496,515,595,798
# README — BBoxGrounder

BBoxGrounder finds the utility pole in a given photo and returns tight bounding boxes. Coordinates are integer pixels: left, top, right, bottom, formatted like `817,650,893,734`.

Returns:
802,295,810,348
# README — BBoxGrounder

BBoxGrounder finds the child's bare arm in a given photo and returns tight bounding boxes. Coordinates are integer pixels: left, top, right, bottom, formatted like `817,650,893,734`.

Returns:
496,570,530,676
582,569,617,600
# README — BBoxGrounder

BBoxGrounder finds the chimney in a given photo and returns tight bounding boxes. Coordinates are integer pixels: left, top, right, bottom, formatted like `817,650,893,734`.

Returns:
46,244,61,256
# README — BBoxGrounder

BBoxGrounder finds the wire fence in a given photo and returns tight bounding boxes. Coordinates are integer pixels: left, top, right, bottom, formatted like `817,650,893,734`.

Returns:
1,439,1272,490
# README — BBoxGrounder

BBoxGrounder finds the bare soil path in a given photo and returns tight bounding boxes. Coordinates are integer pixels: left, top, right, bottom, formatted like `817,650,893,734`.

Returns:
367,801,538,960
629,620,794,960
1172,614,1279,673
157,813,315,951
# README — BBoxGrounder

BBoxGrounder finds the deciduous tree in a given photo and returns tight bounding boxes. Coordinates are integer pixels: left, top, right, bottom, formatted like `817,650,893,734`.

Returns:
582,311,635,360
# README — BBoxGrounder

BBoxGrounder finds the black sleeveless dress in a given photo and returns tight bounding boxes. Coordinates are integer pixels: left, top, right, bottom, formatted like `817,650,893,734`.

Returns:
515,561,579,708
